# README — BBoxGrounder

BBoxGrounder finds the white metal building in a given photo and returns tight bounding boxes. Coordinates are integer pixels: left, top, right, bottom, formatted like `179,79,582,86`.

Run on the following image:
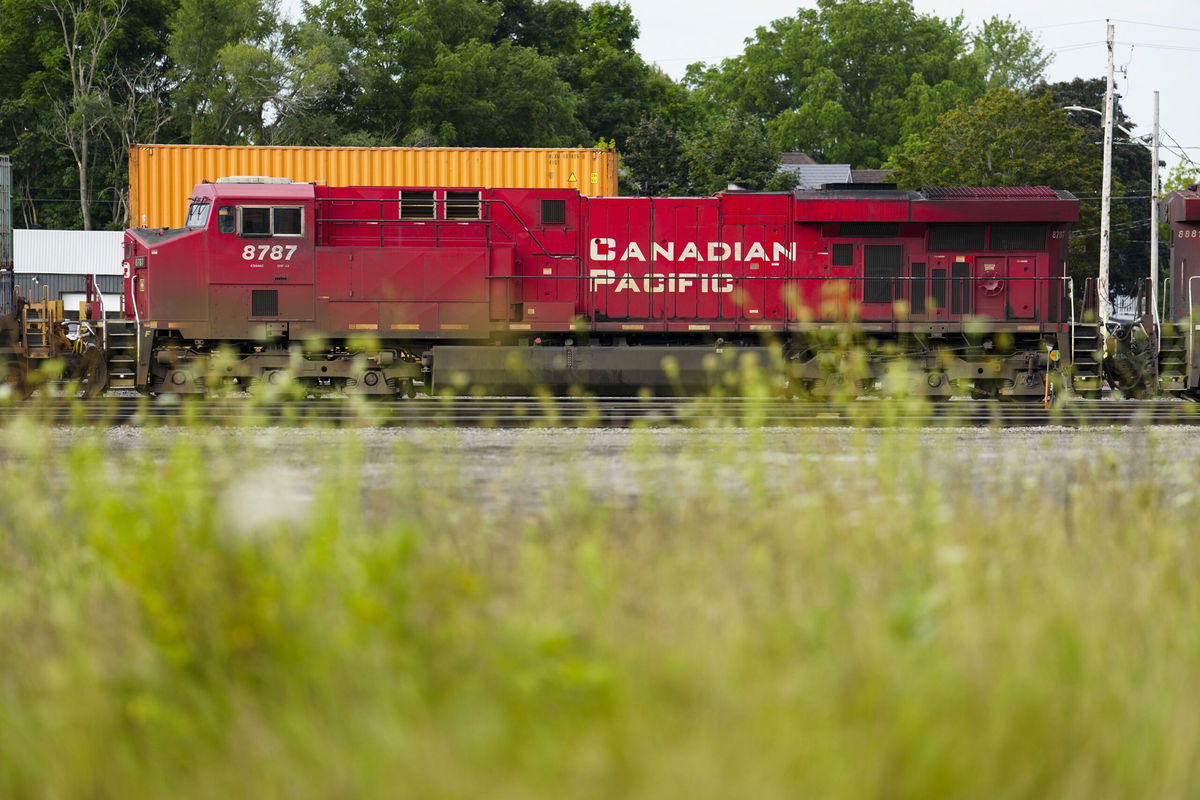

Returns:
13,230,124,313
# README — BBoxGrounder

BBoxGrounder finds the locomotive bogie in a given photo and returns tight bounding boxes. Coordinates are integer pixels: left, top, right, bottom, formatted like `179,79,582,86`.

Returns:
142,338,422,397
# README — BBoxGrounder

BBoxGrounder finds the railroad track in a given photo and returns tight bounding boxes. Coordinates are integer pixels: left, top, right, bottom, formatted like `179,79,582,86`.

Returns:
1,396,1198,428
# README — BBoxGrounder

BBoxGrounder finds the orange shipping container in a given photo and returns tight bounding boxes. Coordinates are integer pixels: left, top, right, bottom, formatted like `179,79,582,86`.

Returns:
128,144,620,229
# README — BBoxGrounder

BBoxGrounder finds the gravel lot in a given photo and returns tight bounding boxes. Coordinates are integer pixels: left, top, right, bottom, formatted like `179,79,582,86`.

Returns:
25,425,1196,525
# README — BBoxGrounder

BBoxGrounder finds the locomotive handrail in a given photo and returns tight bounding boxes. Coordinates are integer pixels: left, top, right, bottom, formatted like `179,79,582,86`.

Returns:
89,274,107,351
1188,275,1200,379
1068,278,1076,371
130,280,142,380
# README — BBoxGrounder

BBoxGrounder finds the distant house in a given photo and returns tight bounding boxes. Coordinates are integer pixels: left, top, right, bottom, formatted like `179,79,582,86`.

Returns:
779,153,893,188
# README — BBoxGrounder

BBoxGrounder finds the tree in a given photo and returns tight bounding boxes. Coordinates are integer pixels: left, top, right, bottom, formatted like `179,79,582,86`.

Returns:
971,16,1052,91
304,0,501,142
554,3,660,144
623,115,688,196
1039,78,1152,294
1164,163,1200,193
887,88,1115,287
688,0,983,167
0,0,172,229
102,61,173,224
266,22,362,145
47,0,130,230
685,112,780,196
167,0,281,144
410,41,585,146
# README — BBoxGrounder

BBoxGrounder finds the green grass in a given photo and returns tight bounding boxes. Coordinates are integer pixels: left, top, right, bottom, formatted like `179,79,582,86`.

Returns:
2,418,1200,798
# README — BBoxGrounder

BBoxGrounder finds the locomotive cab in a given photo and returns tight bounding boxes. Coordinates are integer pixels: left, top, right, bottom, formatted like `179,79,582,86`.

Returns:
126,178,316,343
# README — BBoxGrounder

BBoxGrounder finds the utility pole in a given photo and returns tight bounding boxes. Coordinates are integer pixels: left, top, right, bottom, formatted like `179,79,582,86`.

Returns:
1099,20,1115,330
1151,90,1160,330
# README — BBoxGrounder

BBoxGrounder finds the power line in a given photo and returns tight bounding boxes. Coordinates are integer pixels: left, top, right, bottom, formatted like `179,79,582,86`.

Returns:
1119,41,1200,53
1109,19,1200,34
1032,20,1106,30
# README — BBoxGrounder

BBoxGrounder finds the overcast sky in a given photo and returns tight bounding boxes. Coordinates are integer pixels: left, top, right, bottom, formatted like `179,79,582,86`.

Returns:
283,0,1200,174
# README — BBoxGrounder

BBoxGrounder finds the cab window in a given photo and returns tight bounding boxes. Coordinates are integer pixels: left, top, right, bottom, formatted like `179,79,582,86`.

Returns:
240,207,272,237
237,205,304,237
217,206,235,234
273,207,303,235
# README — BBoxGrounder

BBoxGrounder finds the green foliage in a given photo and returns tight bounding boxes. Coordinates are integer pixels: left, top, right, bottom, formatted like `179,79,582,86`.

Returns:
622,115,689,196
302,0,665,148
1165,163,1200,192
167,0,279,144
970,15,1052,91
888,90,1093,187
689,0,983,167
3,419,1200,796
0,0,1118,232
411,40,585,146
685,112,781,195
0,0,173,228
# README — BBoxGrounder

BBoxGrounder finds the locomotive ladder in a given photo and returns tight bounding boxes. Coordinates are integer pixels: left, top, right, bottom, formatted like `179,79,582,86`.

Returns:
1070,322,1104,399
1157,321,1188,394
104,313,138,389
1070,277,1104,399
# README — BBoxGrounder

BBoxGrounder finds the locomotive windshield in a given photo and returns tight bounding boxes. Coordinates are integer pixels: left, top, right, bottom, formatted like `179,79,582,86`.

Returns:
184,200,211,228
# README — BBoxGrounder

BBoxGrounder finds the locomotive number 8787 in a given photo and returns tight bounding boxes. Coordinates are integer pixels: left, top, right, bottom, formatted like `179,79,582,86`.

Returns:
119,177,1084,399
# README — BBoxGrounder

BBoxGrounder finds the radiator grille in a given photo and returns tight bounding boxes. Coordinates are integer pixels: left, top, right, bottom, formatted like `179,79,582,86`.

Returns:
864,245,902,303
991,224,1047,250
911,263,926,315
252,289,278,317
839,222,900,237
930,224,985,251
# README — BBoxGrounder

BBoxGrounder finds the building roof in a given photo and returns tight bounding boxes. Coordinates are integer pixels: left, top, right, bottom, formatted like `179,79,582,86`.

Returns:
14,230,124,275
851,169,893,183
780,152,818,165
780,163,853,189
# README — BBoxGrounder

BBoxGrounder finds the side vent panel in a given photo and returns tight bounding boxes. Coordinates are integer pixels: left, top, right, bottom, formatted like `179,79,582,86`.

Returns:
252,289,278,317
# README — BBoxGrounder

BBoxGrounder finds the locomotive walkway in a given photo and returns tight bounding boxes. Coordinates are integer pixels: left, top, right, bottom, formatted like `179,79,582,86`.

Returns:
1,397,1197,428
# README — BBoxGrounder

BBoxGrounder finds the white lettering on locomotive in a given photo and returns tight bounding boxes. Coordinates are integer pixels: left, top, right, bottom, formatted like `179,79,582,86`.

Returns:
588,238,794,263
242,244,298,261
590,269,736,293
590,237,617,261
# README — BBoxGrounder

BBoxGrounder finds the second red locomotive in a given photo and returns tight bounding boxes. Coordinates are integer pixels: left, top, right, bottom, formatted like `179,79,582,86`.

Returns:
122,179,1080,398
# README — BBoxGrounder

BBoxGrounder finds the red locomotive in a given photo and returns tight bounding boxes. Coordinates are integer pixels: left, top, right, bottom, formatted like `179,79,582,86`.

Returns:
1161,186,1200,396
120,179,1080,398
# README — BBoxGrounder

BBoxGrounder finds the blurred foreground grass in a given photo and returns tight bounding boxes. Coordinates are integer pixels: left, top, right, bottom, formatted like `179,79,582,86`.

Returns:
2,418,1200,799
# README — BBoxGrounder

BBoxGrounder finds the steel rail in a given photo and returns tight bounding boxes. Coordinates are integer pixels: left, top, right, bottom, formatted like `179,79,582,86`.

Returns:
0,397,1196,429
